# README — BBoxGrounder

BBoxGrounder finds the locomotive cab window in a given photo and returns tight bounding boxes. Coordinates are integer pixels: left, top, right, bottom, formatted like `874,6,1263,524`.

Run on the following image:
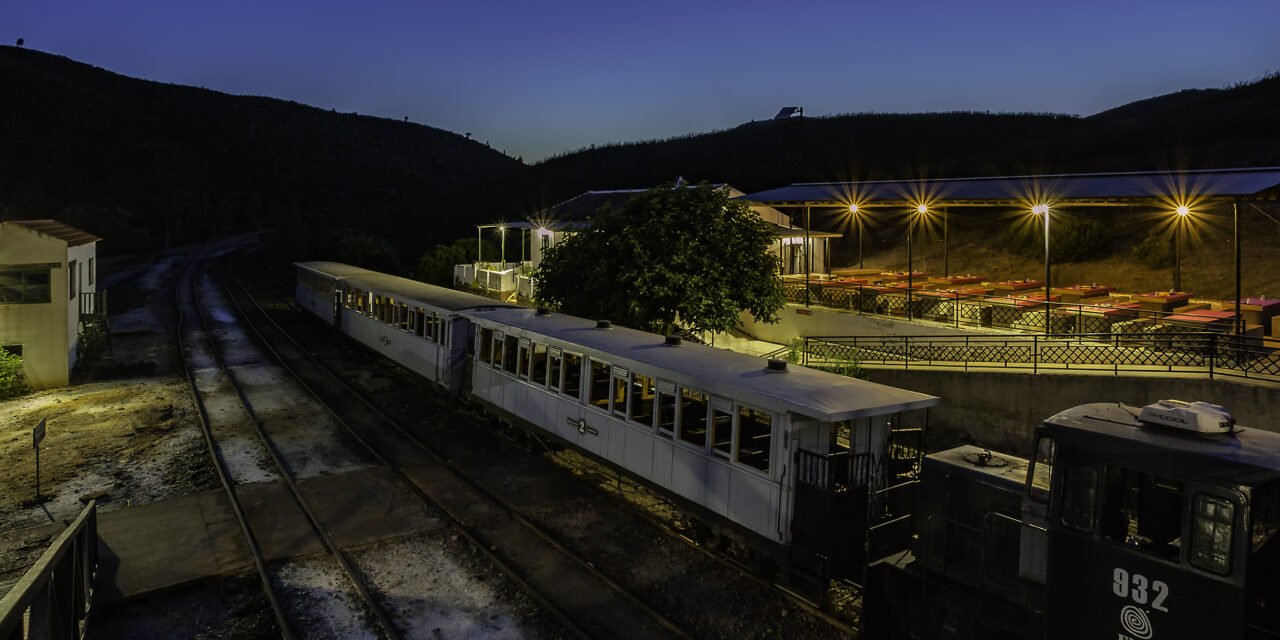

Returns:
1190,493,1236,575
1101,467,1184,562
562,353,582,399
478,328,493,364
736,405,772,473
588,359,611,411
678,388,709,447
1028,436,1055,504
1060,464,1098,533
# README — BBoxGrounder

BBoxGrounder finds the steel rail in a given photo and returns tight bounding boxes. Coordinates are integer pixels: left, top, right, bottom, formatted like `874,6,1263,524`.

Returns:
187,258,401,640
222,263,693,640
172,256,294,640
247,263,861,637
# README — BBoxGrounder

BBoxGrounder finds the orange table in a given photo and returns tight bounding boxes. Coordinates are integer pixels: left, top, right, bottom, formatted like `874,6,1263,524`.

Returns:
1135,291,1194,314
1053,284,1115,304
990,279,1044,293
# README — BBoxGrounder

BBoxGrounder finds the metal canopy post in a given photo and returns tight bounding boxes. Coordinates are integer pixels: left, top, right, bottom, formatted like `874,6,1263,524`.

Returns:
907,211,914,321
476,227,482,263
943,206,949,277
1174,216,1182,292
1235,200,1242,335
1044,207,1051,335
805,205,811,307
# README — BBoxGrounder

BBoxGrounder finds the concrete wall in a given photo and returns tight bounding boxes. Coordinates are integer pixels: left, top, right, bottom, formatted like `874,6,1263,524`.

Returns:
739,304,989,344
863,367,1280,457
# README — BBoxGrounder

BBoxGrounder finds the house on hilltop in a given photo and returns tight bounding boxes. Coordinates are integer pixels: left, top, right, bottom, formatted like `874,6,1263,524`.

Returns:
0,220,104,389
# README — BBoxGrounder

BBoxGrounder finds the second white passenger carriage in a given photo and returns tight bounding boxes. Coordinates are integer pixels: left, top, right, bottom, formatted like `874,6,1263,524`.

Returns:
295,261,939,572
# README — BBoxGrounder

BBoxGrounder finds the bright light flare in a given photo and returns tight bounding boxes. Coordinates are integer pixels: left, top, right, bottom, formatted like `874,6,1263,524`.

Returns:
848,203,860,215
916,204,929,215
1175,205,1191,217
1032,204,1049,216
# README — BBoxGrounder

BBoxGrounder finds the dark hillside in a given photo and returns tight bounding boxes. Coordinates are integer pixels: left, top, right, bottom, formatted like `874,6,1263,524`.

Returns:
0,46,527,257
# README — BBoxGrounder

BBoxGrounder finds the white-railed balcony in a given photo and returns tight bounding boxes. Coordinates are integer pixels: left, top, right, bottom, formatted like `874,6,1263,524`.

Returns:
454,261,534,301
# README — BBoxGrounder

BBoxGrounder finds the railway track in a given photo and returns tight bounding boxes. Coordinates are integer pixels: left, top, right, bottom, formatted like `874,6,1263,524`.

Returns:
234,259,858,639
214,261,692,639
175,256,397,639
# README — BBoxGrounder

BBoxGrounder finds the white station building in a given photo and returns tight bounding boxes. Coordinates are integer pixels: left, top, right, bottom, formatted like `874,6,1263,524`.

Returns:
0,220,102,389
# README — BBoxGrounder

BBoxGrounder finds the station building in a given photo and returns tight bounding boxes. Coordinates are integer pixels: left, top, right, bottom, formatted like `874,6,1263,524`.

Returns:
0,220,102,389
456,181,837,300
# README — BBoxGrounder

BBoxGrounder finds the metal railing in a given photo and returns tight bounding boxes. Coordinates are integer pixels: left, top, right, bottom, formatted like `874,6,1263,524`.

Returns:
800,331,1280,383
0,501,99,640
783,281,1249,337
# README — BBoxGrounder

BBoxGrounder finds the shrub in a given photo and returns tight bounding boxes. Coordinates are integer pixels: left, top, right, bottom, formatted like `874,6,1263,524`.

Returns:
0,349,30,399
1131,231,1173,268
1001,217,1107,263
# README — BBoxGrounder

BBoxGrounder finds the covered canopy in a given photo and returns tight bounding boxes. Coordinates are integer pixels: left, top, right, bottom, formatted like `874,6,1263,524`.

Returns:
741,167,1280,207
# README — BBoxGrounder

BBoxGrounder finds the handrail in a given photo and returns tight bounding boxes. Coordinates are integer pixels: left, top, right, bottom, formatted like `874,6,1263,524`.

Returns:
0,500,99,639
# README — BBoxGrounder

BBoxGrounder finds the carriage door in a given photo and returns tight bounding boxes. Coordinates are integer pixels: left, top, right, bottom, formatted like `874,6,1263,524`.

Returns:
1019,434,1054,583
791,418,867,581
333,288,343,329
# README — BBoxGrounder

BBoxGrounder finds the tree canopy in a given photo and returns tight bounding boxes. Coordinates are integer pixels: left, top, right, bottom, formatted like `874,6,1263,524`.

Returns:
533,183,785,335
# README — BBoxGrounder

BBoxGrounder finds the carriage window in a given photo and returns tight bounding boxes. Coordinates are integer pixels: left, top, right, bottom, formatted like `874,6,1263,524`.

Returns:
433,316,444,344
478,328,493,364
502,336,519,374
1190,494,1235,575
562,353,582,398
656,383,676,438
399,303,410,330
736,405,772,473
491,333,505,368
711,406,733,458
588,359,611,410
678,389,708,447
415,309,426,337
548,351,563,390
1101,467,1184,562
517,341,531,378
628,374,655,427
1060,464,1098,533
1252,483,1280,552
611,372,628,418
530,344,548,385
1028,436,1055,504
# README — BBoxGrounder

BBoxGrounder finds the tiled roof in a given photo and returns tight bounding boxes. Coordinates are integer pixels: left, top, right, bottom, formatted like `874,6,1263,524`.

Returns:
3,220,101,246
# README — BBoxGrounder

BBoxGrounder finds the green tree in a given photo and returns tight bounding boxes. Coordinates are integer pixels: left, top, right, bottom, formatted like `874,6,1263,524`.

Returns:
533,183,785,335
335,230,400,273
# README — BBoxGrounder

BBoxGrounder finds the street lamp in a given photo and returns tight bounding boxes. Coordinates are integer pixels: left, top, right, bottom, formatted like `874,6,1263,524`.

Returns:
1174,205,1190,291
1032,204,1051,335
849,203,864,269
907,204,927,319
498,224,507,268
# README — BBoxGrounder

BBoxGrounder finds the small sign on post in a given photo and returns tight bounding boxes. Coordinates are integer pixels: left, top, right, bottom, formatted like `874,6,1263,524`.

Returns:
33,418,46,500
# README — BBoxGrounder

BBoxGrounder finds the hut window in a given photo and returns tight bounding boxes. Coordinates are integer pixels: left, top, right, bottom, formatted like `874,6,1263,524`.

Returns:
588,359,611,410
68,260,78,300
1190,494,1235,575
736,405,772,473
678,388,708,447
0,267,51,304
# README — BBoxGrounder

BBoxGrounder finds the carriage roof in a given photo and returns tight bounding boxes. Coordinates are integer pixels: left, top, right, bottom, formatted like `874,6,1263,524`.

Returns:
465,308,939,422
295,261,517,312
1044,403,1280,488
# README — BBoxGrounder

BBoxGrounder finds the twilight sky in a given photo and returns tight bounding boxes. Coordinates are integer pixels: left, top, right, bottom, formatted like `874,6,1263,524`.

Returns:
5,0,1278,161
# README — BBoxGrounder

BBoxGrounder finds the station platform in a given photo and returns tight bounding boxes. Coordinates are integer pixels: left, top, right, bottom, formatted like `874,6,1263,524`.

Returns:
3,466,445,605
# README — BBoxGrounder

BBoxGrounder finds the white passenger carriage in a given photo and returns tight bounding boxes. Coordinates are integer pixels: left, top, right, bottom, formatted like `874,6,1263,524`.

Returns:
463,307,939,554
295,261,515,392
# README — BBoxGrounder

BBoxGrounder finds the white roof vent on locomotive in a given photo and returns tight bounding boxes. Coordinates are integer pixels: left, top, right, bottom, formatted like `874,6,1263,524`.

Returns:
1137,399,1236,434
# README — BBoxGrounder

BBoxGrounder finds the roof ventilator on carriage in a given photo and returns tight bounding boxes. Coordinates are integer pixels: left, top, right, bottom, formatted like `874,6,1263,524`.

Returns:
1137,399,1236,435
